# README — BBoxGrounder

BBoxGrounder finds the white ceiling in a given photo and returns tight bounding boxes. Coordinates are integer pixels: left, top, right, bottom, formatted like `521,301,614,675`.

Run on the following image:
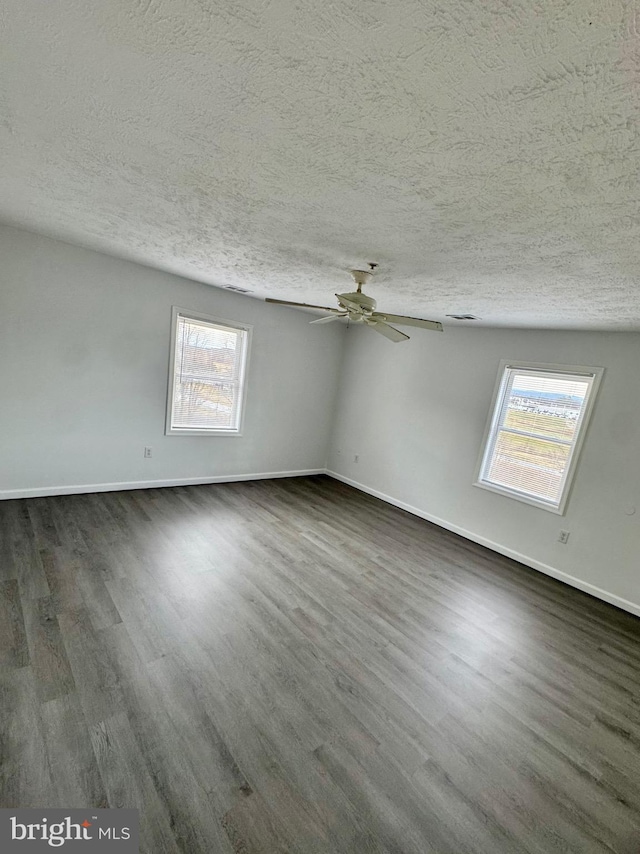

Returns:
2,0,639,329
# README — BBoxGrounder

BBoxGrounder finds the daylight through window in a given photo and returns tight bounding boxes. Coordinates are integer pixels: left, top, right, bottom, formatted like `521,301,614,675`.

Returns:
476,363,602,513
167,310,250,434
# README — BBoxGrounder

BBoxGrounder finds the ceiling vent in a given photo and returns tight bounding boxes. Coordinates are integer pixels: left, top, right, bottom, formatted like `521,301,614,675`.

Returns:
225,285,252,294
446,314,479,320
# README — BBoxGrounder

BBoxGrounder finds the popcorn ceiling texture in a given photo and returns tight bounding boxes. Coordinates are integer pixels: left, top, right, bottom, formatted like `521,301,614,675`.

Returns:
1,0,639,329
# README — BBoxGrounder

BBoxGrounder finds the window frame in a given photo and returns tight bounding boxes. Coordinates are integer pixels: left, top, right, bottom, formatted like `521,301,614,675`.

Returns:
474,360,603,515
165,306,252,437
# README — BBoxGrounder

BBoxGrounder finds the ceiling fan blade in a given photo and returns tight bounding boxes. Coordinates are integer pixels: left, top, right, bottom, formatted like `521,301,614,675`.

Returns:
366,320,410,343
371,312,443,331
309,313,347,324
265,298,342,312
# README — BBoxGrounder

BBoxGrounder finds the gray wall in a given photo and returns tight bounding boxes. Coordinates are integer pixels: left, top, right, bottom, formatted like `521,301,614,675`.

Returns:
0,226,345,495
328,324,640,614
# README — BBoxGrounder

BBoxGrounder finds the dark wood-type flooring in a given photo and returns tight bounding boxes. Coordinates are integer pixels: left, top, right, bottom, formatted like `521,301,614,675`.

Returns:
1,475,640,853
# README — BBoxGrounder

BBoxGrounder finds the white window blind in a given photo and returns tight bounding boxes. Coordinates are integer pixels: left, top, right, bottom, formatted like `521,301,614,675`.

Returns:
167,310,250,435
476,363,602,513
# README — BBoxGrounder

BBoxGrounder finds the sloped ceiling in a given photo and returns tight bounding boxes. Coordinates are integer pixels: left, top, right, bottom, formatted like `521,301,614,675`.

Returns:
1,0,639,329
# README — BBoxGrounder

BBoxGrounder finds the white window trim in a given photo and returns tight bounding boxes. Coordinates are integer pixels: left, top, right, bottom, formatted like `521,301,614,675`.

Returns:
474,360,604,515
165,306,252,437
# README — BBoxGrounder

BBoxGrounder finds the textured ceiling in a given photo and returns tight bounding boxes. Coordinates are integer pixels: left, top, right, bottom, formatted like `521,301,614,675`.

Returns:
2,0,640,329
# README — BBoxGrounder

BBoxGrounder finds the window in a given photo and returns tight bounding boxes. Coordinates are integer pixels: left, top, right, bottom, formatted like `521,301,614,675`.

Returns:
166,307,251,435
476,361,603,514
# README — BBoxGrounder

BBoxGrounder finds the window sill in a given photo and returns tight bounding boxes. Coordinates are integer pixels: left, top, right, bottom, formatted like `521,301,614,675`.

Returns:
473,479,566,515
165,428,243,437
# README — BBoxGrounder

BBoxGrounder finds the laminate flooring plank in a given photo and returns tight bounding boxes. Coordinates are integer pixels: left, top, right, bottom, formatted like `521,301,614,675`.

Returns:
0,501,18,582
0,666,54,807
89,712,183,854
48,497,94,559
22,595,75,702
9,501,50,599
60,497,127,582
225,776,392,854
57,606,124,725
39,692,108,808
0,578,29,667
26,498,62,550
74,558,123,632
588,711,640,782
39,547,83,614
221,789,300,854
104,576,190,663
599,763,640,817
145,652,254,807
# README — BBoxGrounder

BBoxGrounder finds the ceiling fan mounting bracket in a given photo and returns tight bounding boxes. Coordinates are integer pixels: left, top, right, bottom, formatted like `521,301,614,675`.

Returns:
350,267,376,292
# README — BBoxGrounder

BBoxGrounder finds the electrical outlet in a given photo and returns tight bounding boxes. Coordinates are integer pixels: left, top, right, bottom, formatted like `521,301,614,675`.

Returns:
558,530,570,544
144,447,152,458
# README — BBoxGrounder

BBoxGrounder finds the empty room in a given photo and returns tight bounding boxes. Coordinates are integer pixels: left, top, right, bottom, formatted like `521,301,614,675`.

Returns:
1,1,640,852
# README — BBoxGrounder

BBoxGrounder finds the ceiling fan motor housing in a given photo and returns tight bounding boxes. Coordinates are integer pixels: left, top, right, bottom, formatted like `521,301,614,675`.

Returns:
337,291,377,313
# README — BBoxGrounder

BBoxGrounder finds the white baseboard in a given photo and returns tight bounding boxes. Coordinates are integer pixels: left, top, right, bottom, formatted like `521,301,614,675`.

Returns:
326,470,640,619
0,469,325,501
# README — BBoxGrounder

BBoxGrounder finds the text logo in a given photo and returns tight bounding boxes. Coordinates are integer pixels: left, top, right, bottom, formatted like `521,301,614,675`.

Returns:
1,810,138,852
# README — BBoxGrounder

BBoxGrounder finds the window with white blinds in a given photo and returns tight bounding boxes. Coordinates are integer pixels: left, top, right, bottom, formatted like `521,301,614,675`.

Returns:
166,309,251,435
476,362,603,514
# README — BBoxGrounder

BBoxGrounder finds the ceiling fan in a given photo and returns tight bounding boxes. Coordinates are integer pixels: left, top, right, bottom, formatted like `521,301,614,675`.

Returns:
265,264,443,342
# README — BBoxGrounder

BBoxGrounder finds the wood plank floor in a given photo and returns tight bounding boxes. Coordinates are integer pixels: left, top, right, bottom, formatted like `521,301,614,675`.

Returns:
1,475,640,853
